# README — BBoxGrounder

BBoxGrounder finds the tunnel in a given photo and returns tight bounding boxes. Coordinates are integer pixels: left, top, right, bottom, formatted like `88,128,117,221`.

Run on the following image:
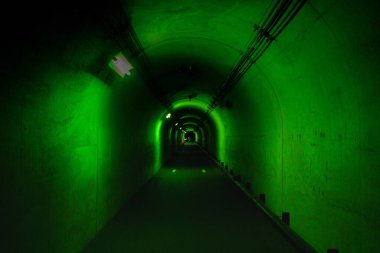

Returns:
1,0,379,252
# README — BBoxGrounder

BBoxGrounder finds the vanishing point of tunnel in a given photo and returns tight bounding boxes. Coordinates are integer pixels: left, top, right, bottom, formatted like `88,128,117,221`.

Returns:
1,0,379,252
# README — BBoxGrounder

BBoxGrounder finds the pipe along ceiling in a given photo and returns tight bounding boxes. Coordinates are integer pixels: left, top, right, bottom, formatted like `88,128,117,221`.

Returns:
1,0,380,252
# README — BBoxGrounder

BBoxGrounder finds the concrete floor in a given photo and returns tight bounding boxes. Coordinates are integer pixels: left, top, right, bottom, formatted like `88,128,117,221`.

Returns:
81,144,300,253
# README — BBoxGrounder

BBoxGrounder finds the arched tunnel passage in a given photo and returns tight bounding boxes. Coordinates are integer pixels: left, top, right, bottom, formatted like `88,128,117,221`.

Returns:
184,130,196,143
160,105,219,162
159,104,221,170
1,0,380,253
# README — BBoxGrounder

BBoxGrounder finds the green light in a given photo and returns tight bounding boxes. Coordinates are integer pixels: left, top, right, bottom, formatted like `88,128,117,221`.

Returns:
172,169,177,173
108,52,133,78
166,113,171,119
154,119,163,173
202,169,206,173
175,122,178,126
172,100,226,160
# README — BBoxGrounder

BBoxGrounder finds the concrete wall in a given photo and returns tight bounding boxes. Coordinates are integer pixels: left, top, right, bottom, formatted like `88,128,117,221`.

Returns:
0,11,164,253
219,1,380,252
129,0,380,249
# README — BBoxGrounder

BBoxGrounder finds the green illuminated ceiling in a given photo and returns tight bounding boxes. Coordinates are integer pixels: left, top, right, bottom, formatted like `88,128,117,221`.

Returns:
121,0,274,105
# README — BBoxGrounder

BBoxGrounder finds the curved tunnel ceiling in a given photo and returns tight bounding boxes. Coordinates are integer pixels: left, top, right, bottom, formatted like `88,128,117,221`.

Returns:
166,107,209,133
122,0,274,106
1,0,304,111
2,0,379,252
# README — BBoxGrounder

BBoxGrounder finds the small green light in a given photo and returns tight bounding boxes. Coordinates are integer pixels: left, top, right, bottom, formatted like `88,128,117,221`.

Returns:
172,169,177,173
166,113,171,119
175,122,178,126
202,169,206,173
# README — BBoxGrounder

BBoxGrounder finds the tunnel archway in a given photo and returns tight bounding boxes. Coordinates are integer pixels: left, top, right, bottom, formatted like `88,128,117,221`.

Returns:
185,131,196,142
1,0,380,253
159,99,225,165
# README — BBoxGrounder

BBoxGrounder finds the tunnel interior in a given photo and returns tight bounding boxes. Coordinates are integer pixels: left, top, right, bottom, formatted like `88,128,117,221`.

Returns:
184,131,196,143
1,0,380,253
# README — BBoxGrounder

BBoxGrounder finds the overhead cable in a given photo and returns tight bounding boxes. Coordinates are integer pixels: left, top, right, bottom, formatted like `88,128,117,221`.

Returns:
207,0,307,113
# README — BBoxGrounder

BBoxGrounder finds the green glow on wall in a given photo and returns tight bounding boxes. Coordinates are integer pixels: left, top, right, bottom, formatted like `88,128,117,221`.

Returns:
154,119,163,173
168,125,173,148
209,109,226,161
172,99,208,111
41,68,113,179
195,131,199,143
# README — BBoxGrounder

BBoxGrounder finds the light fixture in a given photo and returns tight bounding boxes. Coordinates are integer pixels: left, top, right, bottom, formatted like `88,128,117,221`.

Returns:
166,113,171,119
109,52,133,78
